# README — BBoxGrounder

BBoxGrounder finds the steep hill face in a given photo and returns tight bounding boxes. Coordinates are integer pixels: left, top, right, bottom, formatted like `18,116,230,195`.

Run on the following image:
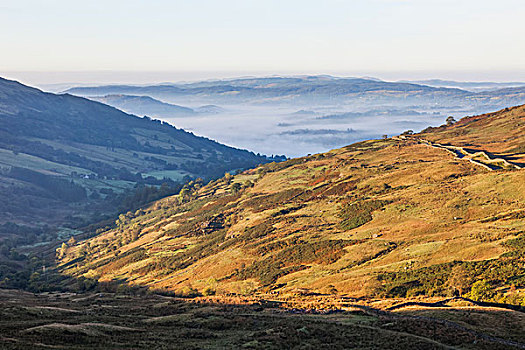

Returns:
59,106,525,301
0,77,267,240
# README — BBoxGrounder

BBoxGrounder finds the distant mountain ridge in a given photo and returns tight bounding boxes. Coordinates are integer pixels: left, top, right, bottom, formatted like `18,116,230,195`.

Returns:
64,76,468,103
405,79,525,92
65,76,525,104
89,95,225,117
64,76,525,120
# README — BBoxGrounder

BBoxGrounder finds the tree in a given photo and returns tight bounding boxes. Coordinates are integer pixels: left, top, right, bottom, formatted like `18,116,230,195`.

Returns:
469,280,493,301
446,116,457,126
231,182,242,193
131,228,140,241
57,242,68,259
178,188,191,203
326,284,338,294
224,173,233,184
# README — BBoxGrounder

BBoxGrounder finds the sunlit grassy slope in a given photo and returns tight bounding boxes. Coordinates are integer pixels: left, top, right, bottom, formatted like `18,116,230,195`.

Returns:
60,105,525,300
423,104,525,164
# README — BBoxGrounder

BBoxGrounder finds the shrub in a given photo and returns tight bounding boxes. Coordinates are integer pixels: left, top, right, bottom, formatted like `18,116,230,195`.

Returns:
468,280,493,301
202,286,216,296
338,199,389,230
236,239,355,285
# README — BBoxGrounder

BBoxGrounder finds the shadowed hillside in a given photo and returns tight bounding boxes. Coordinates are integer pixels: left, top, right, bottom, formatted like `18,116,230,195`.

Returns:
0,77,268,258
58,105,525,308
1,288,524,349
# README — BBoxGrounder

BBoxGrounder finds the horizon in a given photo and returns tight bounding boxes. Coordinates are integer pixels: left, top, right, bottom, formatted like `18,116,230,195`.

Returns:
4,70,525,89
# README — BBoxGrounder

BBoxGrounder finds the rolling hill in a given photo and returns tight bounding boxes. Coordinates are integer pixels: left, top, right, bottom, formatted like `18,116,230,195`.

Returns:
57,105,525,307
65,76,525,108
65,76,470,105
90,94,196,117
0,77,268,246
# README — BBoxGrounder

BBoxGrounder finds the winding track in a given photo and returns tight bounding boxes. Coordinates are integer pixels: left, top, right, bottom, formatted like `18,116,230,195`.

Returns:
339,298,525,349
394,136,523,171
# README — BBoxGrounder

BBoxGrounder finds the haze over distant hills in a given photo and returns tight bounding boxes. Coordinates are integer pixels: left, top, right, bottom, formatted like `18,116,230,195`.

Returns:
89,95,225,118
405,79,525,92
65,76,470,104
65,76,525,157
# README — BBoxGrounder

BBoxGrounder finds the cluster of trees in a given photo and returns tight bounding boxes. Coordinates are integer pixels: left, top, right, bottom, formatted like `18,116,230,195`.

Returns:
117,182,184,211
9,167,87,202
177,178,204,203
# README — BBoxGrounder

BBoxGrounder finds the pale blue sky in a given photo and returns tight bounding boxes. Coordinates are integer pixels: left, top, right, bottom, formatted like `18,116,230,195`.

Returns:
1,0,525,83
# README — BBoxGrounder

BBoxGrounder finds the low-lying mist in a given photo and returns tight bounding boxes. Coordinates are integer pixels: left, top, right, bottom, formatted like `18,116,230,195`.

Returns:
144,103,458,157
68,76,525,158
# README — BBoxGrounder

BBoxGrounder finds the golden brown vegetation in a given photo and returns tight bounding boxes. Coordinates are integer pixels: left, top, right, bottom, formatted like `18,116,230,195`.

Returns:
57,106,525,309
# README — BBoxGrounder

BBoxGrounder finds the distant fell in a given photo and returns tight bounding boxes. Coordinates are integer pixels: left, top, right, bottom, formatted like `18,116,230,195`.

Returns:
90,94,196,117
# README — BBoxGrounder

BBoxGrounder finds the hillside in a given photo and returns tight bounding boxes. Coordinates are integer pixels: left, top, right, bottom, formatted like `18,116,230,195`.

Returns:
58,105,525,306
422,104,525,164
0,77,267,245
89,94,196,117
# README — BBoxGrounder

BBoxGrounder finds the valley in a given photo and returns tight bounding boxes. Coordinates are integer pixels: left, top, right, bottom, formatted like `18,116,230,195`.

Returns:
63,76,525,157
2,79,525,350
4,1,525,348
0,77,270,289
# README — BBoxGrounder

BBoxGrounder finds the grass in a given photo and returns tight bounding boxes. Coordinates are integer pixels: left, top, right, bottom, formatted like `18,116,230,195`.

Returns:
0,147,89,175
2,289,524,350
10,105,525,348
143,169,189,181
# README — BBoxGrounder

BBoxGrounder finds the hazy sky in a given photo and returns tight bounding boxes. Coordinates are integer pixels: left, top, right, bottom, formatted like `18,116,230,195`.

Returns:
2,0,525,84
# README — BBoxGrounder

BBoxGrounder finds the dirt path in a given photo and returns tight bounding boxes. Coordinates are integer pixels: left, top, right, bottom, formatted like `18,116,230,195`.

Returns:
394,136,522,171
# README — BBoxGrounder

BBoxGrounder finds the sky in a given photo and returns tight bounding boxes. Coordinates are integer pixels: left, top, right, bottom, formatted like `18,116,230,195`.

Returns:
2,0,525,84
